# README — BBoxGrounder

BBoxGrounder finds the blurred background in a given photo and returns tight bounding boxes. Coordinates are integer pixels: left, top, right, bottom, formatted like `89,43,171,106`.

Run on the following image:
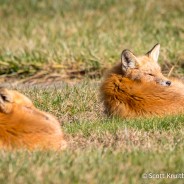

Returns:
0,0,183,83
0,2,184,183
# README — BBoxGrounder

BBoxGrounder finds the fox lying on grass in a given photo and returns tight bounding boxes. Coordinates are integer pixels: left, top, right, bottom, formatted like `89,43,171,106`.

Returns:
0,88,66,150
100,44,184,118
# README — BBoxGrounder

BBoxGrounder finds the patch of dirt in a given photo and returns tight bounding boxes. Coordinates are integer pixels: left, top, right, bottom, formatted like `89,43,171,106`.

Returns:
0,61,183,87
0,67,107,86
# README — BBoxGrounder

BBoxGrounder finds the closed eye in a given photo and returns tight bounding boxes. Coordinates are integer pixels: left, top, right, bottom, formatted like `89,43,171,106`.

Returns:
148,73,154,76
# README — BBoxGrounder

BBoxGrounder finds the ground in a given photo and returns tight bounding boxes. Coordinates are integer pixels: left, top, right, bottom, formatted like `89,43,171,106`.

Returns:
0,0,184,183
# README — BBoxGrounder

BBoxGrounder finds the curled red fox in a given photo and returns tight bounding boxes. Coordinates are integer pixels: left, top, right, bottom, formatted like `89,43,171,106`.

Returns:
100,44,184,118
0,88,66,150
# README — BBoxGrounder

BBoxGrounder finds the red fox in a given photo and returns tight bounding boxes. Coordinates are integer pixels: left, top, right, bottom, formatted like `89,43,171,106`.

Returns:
100,44,184,118
0,88,67,150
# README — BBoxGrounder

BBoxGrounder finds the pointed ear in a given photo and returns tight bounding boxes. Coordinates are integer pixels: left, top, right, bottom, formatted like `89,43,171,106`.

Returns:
0,88,13,114
121,50,138,71
147,44,160,62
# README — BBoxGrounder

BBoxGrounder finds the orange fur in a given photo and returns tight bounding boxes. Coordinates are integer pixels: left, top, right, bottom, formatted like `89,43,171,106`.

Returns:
0,88,67,150
100,44,184,118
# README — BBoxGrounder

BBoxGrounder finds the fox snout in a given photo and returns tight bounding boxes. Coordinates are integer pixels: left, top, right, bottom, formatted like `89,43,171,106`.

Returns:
166,81,171,86
157,79,171,86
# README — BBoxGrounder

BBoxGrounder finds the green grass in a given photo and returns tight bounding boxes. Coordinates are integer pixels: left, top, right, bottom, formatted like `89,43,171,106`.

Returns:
0,0,184,76
6,82,184,184
0,0,184,183
1,149,184,184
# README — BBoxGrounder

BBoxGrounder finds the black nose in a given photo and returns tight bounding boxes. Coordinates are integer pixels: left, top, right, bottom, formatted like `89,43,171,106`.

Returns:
166,81,171,86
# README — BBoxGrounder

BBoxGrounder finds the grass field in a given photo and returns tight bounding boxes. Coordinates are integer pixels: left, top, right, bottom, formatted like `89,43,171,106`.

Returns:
0,0,184,183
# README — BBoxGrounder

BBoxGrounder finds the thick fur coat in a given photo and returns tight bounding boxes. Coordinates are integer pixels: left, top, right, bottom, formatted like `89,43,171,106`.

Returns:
0,88,66,150
100,44,184,118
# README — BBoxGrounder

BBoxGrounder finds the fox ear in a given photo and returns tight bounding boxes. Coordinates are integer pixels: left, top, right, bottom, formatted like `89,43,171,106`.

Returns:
0,88,13,114
121,50,138,71
147,44,160,62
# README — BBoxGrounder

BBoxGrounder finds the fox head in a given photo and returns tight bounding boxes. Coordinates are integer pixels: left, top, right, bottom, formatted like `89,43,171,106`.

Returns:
121,44,171,86
0,88,58,124
0,88,34,114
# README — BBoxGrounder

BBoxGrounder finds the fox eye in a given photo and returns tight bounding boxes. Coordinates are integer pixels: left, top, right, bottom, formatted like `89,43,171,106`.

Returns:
148,73,154,76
